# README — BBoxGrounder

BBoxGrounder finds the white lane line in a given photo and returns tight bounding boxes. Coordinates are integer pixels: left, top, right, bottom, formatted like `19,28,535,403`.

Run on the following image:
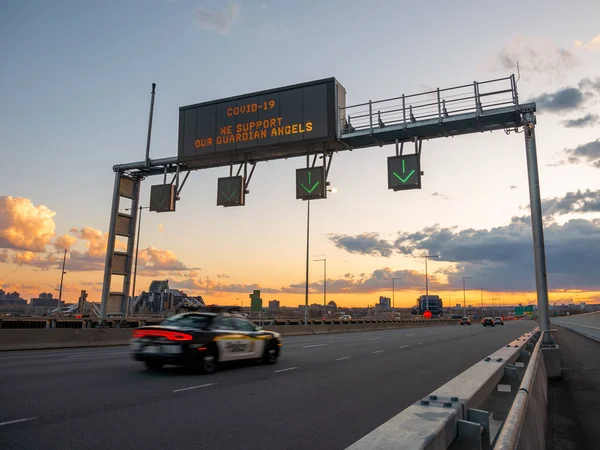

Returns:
373,350,384,354
406,333,415,336
433,340,437,342
302,344,330,348
399,345,408,349
336,357,350,361
428,331,435,334
66,351,130,358
0,417,37,427
418,342,424,344
442,337,447,340
274,367,298,373
172,383,215,393
367,337,382,341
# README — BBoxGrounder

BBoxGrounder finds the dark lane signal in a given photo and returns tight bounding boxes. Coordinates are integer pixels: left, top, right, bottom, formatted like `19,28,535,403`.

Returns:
387,154,422,191
217,176,245,207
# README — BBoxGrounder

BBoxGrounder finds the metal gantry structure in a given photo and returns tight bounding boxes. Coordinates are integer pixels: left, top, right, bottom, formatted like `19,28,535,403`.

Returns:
99,75,554,346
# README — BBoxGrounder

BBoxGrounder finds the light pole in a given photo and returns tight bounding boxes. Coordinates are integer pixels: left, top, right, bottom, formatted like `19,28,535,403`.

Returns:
480,288,484,318
314,258,326,318
385,277,403,310
126,205,150,316
414,254,439,311
58,248,67,306
462,276,472,316
304,187,337,326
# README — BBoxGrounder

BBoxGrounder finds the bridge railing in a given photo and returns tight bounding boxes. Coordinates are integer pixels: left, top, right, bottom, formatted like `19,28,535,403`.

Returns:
338,75,519,136
550,311,600,341
346,328,541,450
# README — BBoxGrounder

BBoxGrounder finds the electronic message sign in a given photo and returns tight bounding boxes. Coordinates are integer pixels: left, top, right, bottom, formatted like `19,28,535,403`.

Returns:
387,154,422,191
178,78,346,168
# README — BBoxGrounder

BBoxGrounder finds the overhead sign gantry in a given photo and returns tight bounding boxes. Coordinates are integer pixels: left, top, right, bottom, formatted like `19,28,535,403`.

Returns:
100,74,554,346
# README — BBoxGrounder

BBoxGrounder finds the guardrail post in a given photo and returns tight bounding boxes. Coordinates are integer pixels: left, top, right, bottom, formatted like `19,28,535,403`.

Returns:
491,366,521,421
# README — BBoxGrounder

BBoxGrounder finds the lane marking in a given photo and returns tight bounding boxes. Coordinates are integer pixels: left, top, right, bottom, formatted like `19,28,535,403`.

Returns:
373,350,384,354
302,344,330,348
367,338,382,341
0,417,37,427
418,342,424,344
274,367,298,373
406,334,415,336
428,331,435,334
433,340,437,342
399,345,408,349
336,357,350,361
442,338,447,340
172,383,215,393
66,351,130,358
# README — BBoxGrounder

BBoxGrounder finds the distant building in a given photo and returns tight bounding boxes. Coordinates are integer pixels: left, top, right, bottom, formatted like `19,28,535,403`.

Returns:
30,293,63,308
413,295,443,317
268,300,280,310
0,289,27,306
378,296,391,309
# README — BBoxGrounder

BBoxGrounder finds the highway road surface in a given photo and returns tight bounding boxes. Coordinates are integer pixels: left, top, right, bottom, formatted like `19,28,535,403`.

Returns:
0,321,535,450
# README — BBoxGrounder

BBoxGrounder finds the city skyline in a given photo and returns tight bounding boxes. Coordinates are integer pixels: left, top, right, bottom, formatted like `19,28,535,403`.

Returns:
1,1,600,309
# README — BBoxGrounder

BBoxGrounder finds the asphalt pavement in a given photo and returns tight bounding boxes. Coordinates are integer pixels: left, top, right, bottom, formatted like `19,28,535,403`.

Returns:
0,321,535,450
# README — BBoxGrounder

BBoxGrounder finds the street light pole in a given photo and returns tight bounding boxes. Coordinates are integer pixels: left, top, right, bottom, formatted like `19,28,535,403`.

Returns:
385,277,403,309
304,200,310,325
58,248,67,306
462,276,472,316
314,258,326,318
127,205,149,317
414,254,439,311
480,288,484,318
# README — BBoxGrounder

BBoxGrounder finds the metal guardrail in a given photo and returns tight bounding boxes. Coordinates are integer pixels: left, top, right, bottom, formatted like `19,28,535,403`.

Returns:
346,328,540,450
493,330,549,450
550,311,600,342
339,76,518,137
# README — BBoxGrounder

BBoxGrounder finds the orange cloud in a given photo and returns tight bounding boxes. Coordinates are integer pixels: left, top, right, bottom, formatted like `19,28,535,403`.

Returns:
0,196,56,252
12,251,59,269
137,246,189,272
54,234,77,251
0,250,9,263
67,227,126,271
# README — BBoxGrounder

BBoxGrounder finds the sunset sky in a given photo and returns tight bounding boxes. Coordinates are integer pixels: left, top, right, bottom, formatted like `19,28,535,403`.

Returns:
1,0,600,309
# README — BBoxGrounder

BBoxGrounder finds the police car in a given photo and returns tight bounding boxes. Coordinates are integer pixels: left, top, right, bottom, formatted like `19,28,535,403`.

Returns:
130,311,282,373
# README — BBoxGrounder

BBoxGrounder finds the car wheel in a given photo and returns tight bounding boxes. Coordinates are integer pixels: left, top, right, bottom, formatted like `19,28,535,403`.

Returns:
197,346,218,375
262,340,279,365
145,360,163,371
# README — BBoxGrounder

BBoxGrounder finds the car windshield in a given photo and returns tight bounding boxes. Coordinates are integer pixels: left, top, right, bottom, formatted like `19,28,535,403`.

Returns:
160,314,209,329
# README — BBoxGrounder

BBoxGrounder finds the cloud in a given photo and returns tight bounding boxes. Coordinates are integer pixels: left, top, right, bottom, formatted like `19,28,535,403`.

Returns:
329,214,600,292
328,232,395,257
279,268,441,295
562,113,600,128
540,189,600,216
574,34,600,50
527,78,600,113
137,246,189,273
67,227,112,271
561,138,600,168
492,35,579,80
0,250,10,263
510,185,518,190
170,277,279,295
195,2,240,34
54,234,78,251
432,192,450,200
11,251,59,269
0,197,56,252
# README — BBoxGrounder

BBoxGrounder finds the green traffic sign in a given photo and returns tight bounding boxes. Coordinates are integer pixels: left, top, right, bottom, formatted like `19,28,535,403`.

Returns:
296,166,327,200
149,184,176,212
217,176,245,207
387,154,421,191
515,306,524,316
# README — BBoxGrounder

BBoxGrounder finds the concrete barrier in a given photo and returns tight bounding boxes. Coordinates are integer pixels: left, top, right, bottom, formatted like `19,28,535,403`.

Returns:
0,320,458,351
551,311,600,342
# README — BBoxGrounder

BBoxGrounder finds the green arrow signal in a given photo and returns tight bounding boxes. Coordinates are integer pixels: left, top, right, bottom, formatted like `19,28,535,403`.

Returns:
221,180,238,201
301,171,320,194
393,160,415,183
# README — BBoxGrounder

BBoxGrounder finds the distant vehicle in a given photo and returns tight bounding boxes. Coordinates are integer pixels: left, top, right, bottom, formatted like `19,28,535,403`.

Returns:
494,317,504,326
460,317,471,325
130,312,282,373
339,315,352,320
482,317,495,327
